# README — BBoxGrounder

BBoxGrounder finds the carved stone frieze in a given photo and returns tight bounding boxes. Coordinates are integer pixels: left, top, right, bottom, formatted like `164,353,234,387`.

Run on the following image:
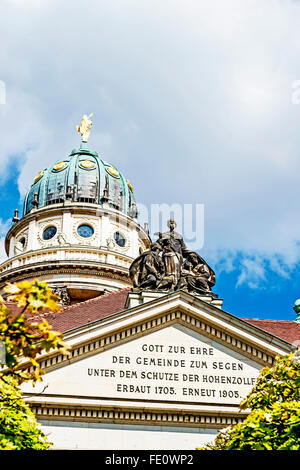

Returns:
51,286,71,305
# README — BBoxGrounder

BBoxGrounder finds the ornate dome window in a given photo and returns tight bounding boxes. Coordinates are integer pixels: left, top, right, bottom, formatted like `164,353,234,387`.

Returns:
114,231,126,247
79,160,95,170
106,166,120,178
53,161,68,172
77,224,94,238
19,236,26,247
34,170,43,183
43,226,57,240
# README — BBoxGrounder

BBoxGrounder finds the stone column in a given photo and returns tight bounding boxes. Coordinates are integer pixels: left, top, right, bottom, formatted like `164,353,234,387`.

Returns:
8,236,15,258
27,219,38,251
61,211,72,242
100,213,110,249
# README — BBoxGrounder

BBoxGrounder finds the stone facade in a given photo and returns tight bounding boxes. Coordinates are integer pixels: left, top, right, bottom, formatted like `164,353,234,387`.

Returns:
21,290,296,450
1,124,299,450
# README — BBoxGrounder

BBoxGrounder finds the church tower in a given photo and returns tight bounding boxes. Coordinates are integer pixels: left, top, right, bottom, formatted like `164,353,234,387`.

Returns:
0,115,150,304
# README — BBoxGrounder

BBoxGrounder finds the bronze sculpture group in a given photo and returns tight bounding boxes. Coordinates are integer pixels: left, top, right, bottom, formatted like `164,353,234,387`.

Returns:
129,219,217,297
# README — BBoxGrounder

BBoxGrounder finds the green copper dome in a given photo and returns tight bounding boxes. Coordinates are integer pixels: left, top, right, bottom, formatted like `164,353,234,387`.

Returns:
23,144,138,219
293,299,300,322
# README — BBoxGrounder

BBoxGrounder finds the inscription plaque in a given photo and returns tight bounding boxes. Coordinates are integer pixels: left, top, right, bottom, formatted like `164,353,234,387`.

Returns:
38,325,262,405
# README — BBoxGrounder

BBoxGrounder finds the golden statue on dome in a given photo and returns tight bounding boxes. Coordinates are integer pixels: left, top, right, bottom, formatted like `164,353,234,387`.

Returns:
76,113,93,142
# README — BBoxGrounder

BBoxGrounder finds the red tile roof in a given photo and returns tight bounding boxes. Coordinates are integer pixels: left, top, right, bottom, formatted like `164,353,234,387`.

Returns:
3,288,130,333
33,288,131,333
3,290,300,345
242,318,300,346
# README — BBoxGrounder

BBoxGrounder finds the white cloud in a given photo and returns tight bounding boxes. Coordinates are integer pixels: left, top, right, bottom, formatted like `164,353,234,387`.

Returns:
0,219,11,263
1,0,300,288
236,256,266,290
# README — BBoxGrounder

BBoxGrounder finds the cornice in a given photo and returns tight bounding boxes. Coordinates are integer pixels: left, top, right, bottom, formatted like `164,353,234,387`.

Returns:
60,290,294,356
0,260,130,286
29,402,245,428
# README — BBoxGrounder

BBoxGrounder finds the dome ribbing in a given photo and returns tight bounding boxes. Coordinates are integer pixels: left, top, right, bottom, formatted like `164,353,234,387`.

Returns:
23,144,138,219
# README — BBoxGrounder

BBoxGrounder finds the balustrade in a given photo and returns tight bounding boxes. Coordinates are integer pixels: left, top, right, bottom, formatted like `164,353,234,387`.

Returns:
0,246,132,274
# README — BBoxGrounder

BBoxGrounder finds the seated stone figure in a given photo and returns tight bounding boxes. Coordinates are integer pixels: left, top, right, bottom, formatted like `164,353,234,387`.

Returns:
155,219,190,291
129,243,164,290
179,252,217,297
129,220,218,298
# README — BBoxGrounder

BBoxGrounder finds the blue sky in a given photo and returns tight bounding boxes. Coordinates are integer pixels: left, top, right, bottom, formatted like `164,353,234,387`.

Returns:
1,0,300,320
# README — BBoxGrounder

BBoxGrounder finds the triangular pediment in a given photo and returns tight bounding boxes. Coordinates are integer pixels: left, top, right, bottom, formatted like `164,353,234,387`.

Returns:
22,291,294,408
22,292,295,428
23,291,293,379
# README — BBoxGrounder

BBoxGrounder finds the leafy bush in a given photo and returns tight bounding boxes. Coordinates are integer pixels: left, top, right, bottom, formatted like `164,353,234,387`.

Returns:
0,279,69,383
0,376,50,450
199,351,300,450
0,280,70,450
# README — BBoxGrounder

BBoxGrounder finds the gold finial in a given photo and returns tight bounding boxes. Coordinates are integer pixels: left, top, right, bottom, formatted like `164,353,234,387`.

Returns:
76,113,93,143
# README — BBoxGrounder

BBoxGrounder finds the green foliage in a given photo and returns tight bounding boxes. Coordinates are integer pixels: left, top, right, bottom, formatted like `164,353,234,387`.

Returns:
0,279,70,383
199,350,300,450
240,352,300,410
0,279,70,450
0,376,50,450
205,402,300,450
